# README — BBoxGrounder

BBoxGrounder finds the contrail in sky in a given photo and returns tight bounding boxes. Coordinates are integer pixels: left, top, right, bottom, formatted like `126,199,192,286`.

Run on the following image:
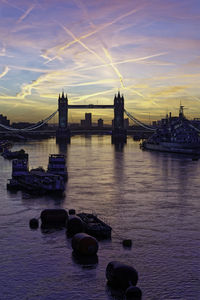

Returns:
0,66,10,79
42,5,145,62
16,4,35,24
102,47,125,88
60,24,106,64
75,52,168,72
61,25,126,88
2,0,24,12
73,0,126,88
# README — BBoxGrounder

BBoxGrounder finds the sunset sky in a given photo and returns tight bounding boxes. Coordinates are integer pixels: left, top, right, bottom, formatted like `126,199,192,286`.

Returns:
0,0,200,124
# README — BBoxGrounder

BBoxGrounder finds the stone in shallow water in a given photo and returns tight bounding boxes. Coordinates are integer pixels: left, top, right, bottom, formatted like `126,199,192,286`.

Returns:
125,286,142,299
106,261,138,290
40,209,68,227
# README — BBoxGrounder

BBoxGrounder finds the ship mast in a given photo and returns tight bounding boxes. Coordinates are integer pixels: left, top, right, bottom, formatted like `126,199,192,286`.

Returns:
179,102,184,118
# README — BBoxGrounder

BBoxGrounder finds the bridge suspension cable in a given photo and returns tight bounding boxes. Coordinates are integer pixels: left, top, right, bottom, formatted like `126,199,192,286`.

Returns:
0,110,58,132
124,109,156,131
187,121,200,133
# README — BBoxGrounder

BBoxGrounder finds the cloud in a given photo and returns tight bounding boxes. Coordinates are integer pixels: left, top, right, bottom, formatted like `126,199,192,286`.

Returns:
0,46,6,56
151,86,188,97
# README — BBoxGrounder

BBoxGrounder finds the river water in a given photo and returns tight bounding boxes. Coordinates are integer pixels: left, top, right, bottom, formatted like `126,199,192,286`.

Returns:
0,136,199,300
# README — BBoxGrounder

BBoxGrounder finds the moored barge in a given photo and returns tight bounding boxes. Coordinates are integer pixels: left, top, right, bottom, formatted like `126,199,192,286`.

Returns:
2,148,28,160
77,212,112,239
7,157,65,195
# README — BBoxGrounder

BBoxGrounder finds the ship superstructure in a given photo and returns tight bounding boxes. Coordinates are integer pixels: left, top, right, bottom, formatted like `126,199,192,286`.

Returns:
142,105,200,154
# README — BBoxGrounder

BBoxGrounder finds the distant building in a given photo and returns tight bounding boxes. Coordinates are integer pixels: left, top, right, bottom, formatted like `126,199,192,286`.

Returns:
69,123,80,129
85,113,92,128
98,118,103,128
80,120,85,127
12,122,32,129
152,121,157,127
0,114,10,126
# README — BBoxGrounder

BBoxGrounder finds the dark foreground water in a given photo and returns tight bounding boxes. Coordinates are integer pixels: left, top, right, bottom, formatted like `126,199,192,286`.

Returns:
0,136,199,300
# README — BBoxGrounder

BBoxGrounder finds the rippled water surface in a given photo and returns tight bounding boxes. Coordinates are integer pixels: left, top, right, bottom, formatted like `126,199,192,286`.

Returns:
0,136,199,300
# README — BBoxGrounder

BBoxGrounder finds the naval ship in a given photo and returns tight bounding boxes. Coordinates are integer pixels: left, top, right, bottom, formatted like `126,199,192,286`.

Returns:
141,105,200,155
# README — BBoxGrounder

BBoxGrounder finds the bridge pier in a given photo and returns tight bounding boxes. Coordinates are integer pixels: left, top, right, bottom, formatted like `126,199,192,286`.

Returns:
56,127,71,143
112,128,127,144
112,92,127,144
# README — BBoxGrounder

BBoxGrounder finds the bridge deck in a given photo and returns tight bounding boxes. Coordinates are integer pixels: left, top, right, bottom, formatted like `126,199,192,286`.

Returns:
68,105,114,109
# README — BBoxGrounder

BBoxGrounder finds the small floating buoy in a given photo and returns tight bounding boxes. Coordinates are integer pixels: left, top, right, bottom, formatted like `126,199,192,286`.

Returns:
68,209,76,215
106,261,138,290
40,209,68,228
67,215,84,236
29,218,39,229
123,239,132,247
72,233,98,256
125,286,142,300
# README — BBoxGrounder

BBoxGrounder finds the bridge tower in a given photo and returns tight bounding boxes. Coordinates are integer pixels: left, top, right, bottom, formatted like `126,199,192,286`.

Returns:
58,91,68,128
56,91,70,142
112,92,127,143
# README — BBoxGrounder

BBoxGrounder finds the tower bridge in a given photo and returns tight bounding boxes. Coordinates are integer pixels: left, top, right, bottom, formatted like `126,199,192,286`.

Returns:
0,91,155,142
57,91,126,143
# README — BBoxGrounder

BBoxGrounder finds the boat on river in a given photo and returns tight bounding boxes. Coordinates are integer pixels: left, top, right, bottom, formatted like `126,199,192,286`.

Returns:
141,105,200,155
47,154,68,180
2,148,28,160
18,172,65,195
77,212,112,239
7,157,65,195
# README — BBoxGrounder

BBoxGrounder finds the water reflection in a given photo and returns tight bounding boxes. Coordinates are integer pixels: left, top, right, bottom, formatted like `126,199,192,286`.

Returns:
40,226,64,235
105,283,124,300
113,142,125,196
57,140,69,156
20,191,65,209
72,251,98,268
146,150,200,222
113,142,125,152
